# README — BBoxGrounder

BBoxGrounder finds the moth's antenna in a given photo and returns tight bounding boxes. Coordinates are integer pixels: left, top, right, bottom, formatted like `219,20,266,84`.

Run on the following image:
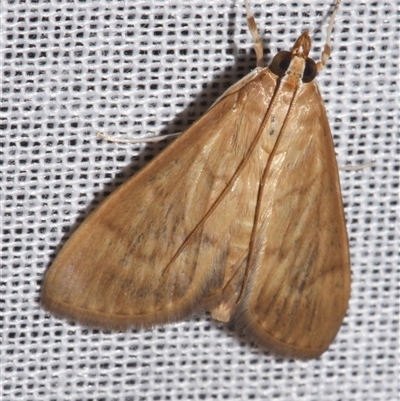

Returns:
244,0,264,68
317,0,342,71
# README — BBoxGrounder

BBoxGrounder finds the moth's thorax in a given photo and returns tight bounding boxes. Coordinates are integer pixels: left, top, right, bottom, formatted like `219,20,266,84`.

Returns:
285,56,307,84
256,71,301,155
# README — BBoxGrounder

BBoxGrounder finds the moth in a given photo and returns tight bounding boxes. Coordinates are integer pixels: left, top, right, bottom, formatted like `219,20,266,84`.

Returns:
42,0,350,359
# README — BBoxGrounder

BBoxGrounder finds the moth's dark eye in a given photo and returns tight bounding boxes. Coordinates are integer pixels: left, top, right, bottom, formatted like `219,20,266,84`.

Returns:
269,51,292,77
302,58,317,83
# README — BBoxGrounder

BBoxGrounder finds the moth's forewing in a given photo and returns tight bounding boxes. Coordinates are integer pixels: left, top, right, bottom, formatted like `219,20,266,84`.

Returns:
236,80,350,359
41,69,281,330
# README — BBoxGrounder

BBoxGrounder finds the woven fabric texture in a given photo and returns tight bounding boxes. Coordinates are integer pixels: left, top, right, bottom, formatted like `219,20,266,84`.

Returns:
2,0,399,400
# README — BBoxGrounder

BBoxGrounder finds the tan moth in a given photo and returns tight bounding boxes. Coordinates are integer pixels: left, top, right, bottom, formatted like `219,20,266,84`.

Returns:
42,0,350,359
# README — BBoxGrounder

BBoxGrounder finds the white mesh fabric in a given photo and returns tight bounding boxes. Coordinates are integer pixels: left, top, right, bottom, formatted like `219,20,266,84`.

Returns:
1,0,399,400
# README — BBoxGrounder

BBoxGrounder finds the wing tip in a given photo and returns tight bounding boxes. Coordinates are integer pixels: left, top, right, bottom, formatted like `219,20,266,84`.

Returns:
234,311,333,359
41,291,131,331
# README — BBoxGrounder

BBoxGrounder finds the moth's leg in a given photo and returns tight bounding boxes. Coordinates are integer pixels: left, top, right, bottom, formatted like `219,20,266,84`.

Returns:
339,162,374,171
317,0,342,71
96,132,180,144
244,0,264,68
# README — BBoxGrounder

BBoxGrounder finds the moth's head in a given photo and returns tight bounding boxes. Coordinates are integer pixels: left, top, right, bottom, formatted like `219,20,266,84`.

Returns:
291,31,312,59
268,31,318,83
